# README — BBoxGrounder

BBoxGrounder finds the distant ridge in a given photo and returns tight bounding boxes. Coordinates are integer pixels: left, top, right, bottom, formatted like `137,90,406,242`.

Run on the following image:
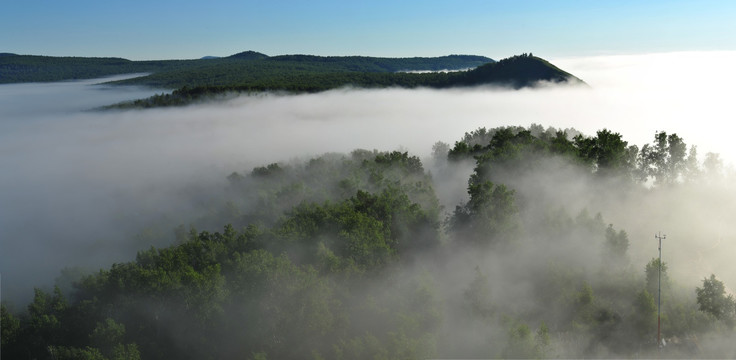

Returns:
227,50,269,60
109,53,584,108
0,53,17,57
1,51,493,84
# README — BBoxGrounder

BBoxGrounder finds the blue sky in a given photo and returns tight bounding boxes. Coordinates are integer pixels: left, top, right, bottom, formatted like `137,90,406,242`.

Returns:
2,0,735,60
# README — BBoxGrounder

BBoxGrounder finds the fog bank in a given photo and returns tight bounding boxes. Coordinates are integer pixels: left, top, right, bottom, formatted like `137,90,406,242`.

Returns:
2,51,735,304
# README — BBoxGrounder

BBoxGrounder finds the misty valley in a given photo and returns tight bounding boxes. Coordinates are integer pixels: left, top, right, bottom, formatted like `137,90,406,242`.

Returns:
3,54,736,359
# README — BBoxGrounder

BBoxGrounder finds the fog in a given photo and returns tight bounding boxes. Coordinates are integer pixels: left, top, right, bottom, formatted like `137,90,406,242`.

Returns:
2,49,736,327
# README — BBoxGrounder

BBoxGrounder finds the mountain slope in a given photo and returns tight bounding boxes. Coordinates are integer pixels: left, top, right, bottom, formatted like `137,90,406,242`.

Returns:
455,53,583,88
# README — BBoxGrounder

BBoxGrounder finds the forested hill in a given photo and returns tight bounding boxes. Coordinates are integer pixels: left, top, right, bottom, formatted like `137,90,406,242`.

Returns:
107,54,495,89
1,51,585,108
453,53,580,87
3,125,735,359
0,51,492,84
112,54,585,108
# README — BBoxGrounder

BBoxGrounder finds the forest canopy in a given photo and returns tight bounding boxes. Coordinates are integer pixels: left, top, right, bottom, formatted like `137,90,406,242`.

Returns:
3,124,735,359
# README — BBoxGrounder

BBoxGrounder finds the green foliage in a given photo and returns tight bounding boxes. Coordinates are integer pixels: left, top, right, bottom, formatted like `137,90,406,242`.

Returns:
277,185,439,269
1,304,21,352
26,287,69,355
450,180,520,247
463,266,494,319
638,131,688,184
4,125,733,359
49,346,107,360
251,163,284,177
501,321,550,359
604,224,629,264
696,274,736,325
645,258,669,296
89,318,140,360
631,289,657,340
574,129,638,177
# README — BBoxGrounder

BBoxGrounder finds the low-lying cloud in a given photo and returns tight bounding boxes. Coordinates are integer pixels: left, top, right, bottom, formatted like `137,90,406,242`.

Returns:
1,51,735,306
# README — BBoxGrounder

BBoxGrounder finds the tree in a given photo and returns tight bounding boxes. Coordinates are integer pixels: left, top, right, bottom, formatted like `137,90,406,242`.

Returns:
1,304,21,355
431,141,450,165
703,152,724,180
25,286,69,357
574,129,636,176
604,224,629,263
90,318,140,360
638,131,688,185
501,322,549,359
463,266,493,319
631,289,657,340
645,258,669,296
696,274,736,325
450,181,520,247
683,145,701,182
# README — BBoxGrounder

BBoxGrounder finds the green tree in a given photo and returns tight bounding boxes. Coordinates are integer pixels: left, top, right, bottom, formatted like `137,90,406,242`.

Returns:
631,289,657,341
645,258,669,296
638,131,688,185
696,274,736,325
26,286,69,357
574,129,637,178
463,266,493,319
502,322,549,359
450,181,520,247
1,304,21,355
683,145,701,182
49,346,107,360
604,224,629,263
431,141,450,165
89,318,140,360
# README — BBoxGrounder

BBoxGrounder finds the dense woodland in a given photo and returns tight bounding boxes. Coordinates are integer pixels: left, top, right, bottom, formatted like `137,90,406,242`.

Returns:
0,51,491,85
109,54,581,108
2,124,735,359
1,52,583,109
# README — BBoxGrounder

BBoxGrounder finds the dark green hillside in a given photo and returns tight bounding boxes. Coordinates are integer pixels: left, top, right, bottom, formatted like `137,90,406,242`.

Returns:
0,55,142,83
114,54,582,108
0,54,207,83
0,51,492,85
227,50,269,60
454,53,582,88
110,54,494,89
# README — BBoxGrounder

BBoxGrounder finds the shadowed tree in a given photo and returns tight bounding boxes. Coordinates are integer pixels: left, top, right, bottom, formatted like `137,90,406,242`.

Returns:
696,274,736,326
450,180,520,247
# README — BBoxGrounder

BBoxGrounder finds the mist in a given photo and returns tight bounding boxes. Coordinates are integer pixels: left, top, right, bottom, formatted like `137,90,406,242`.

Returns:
2,51,736,357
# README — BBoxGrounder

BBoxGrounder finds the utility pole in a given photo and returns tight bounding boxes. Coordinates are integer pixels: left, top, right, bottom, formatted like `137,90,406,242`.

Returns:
655,232,666,349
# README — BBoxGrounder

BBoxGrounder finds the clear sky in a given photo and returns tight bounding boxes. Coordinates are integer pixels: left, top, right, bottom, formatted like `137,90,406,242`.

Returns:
2,0,735,60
